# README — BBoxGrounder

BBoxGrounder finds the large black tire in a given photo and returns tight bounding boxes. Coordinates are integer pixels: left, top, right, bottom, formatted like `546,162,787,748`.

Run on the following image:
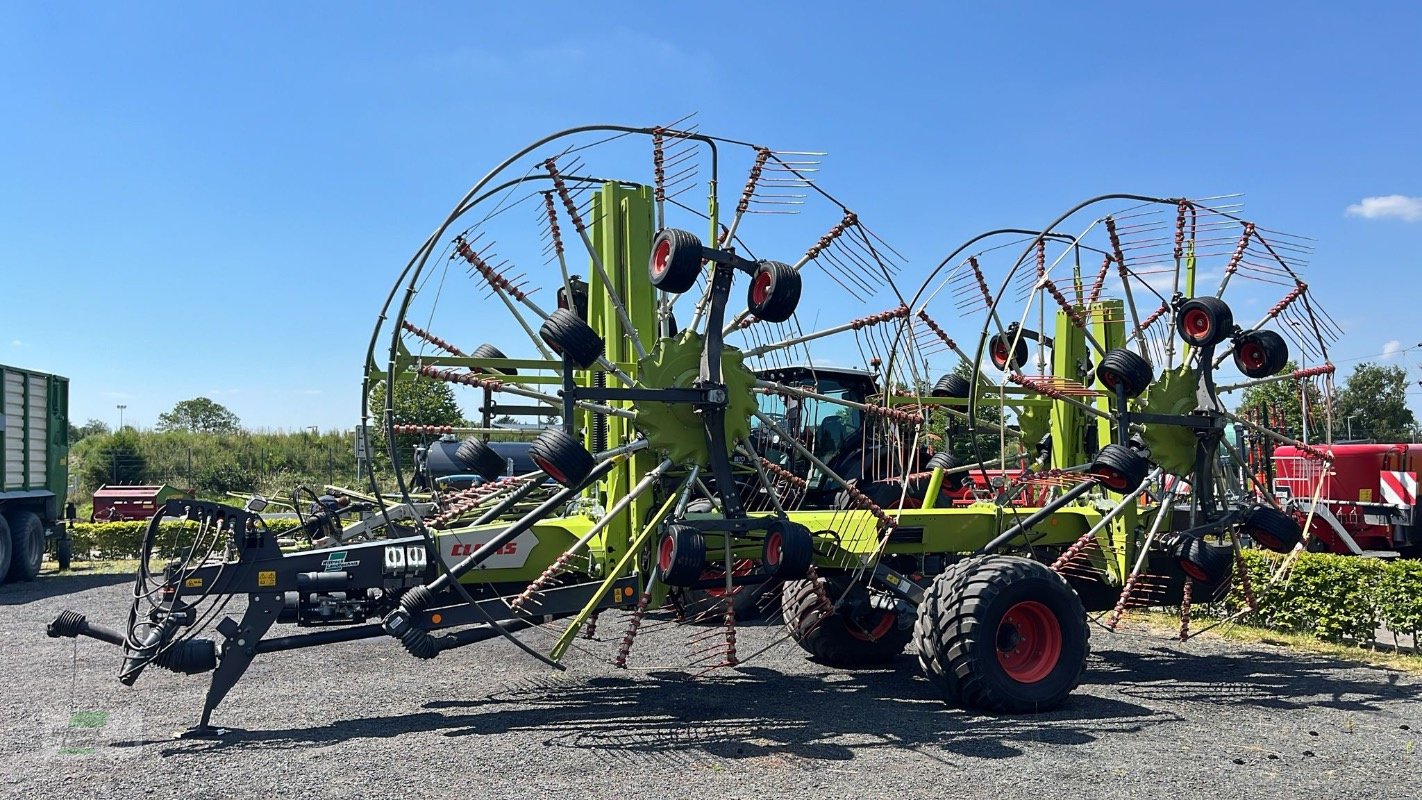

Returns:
56,535,73,570
1175,535,1234,586
656,524,706,586
6,511,44,581
1087,444,1149,494
1233,329,1289,378
528,427,595,487
783,573,914,667
747,261,801,323
1176,296,1234,347
454,437,507,482
470,343,517,375
1095,348,1154,398
762,519,813,581
989,332,1029,371
914,555,1088,713
539,307,604,368
932,374,971,398
648,228,704,294
926,451,966,492
1241,504,1301,553
0,516,11,583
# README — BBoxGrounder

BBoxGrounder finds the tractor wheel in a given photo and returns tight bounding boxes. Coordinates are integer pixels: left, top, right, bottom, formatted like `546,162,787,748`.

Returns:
762,518,813,581
747,261,801,323
539,307,604,368
6,511,44,581
1095,348,1154,399
56,536,73,571
1233,330,1289,378
988,332,1029,371
926,451,966,491
783,573,914,667
1175,536,1234,586
1087,444,1149,494
1241,504,1301,553
648,228,704,294
656,524,706,587
1175,296,1234,348
0,516,12,584
470,343,517,375
528,427,595,487
914,555,1088,713
454,437,507,482
932,374,971,398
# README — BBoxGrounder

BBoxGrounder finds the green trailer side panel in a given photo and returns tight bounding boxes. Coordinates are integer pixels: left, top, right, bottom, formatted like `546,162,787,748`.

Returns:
0,364,70,521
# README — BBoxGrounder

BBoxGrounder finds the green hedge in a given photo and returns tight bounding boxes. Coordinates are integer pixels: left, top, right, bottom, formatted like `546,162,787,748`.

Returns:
1228,549,1422,645
68,518,303,561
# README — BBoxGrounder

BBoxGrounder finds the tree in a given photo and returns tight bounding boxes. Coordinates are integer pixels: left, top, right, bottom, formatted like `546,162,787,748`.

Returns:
1235,361,1327,442
366,377,466,467
80,430,149,490
156,397,241,433
68,418,110,443
1335,362,1416,442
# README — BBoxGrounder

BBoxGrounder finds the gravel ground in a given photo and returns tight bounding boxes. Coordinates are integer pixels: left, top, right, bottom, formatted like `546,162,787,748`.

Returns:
3,570,1418,800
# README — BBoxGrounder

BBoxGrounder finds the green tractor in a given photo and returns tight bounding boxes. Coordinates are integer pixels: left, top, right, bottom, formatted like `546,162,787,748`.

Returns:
50,124,1335,734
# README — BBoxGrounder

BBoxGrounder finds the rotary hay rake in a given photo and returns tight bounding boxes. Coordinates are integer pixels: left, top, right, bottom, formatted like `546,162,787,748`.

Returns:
48,123,1337,736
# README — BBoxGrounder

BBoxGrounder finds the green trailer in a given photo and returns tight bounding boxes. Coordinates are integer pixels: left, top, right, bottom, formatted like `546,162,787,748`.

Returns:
0,363,70,582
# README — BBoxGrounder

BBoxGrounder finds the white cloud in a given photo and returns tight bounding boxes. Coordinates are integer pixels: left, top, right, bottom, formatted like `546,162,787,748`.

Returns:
1346,195,1422,222
1381,339,1403,360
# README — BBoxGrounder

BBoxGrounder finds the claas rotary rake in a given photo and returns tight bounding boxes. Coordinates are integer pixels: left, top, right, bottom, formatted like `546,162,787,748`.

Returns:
48,123,1336,736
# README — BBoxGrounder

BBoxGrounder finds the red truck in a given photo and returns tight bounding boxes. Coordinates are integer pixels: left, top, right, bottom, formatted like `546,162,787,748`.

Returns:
1272,443,1422,556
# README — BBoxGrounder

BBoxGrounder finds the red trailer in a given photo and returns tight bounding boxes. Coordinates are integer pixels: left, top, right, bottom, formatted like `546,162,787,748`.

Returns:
1272,443,1422,556
90,484,193,522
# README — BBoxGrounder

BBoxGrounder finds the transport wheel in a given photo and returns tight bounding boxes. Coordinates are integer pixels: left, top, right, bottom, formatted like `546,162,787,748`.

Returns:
914,555,1088,712
1087,444,1149,494
926,450,966,492
1240,504,1301,553
56,536,73,570
681,560,778,622
6,511,44,581
1232,329,1289,378
1174,535,1234,586
783,573,913,667
454,437,508,482
0,516,11,583
656,524,706,586
470,343,517,375
538,307,604,368
762,518,813,581
528,427,595,487
932,373,971,398
648,228,704,294
1175,296,1234,348
1095,348,1154,399
746,260,801,323
988,332,1029,371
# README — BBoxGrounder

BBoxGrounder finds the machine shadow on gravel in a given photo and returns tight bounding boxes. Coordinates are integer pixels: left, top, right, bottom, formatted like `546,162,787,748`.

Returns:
1088,643,1418,712
0,571,131,606
157,658,1173,762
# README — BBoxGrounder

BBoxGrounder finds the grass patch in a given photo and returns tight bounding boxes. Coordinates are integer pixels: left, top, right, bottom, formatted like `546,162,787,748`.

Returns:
68,711,109,729
1136,611,1422,675
43,559,140,576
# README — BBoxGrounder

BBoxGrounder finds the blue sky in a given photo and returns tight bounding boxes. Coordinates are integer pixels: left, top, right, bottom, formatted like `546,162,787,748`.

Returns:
4,2,1420,431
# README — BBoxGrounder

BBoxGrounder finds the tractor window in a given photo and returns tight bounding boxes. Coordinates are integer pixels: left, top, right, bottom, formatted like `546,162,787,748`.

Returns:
752,375,865,467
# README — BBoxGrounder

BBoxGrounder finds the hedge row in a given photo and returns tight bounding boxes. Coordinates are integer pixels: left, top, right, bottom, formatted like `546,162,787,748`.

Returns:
1225,549,1422,646
68,519,304,560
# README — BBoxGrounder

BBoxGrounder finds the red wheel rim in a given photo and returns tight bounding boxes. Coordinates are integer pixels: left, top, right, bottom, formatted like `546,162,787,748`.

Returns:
995,600,1063,683
652,238,671,277
533,456,567,485
991,339,1009,368
1092,465,1127,490
657,534,675,573
847,612,896,642
1239,342,1265,371
1183,308,1212,340
1100,370,1119,389
765,531,783,567
1247,527,1283,550
1180,558,1210,582
751,270,773,305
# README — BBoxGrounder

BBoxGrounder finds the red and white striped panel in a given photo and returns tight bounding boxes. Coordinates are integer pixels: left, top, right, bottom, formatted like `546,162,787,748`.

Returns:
1380,470,1417,508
